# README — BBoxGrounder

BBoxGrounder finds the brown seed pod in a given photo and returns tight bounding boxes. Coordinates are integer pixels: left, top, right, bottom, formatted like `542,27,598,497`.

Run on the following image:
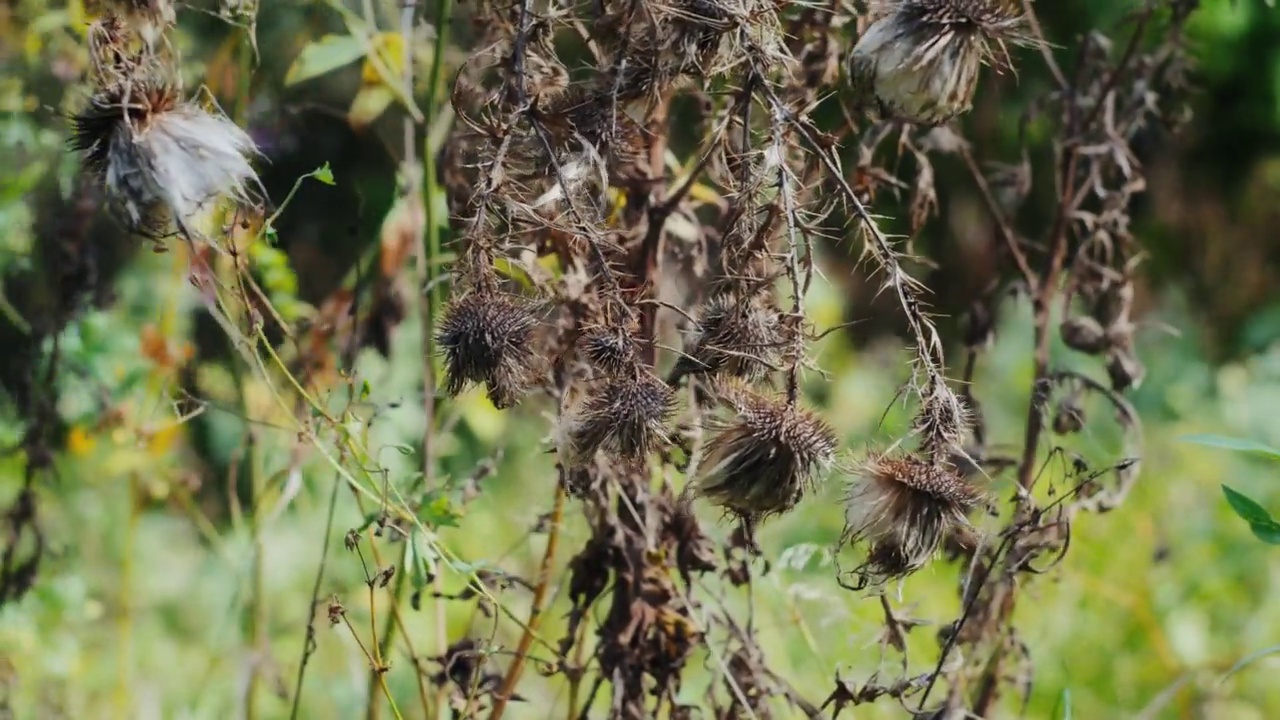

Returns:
437,291,542,409
842,453,983,585
561,370,675,466
1052,396,1086,435
1059,316,1109,354
668,292,784,385
1106,346,1145,393
846,0,1031,126
693,384,838,521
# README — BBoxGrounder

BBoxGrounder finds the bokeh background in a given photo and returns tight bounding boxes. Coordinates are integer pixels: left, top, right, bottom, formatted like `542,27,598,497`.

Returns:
3,0,1280,718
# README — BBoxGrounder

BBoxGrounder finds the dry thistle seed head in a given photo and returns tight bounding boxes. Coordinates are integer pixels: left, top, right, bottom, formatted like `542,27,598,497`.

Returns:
437,291,542,409
846,0,1031,125
668,292,784,384
579,326,638,374
843,453,982,584
693,385,838,521
561,370,676,466
69,75,262,237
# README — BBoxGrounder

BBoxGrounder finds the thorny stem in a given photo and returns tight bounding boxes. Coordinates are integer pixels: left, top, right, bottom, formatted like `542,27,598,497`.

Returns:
509,0,632,319
752,76,962,453
488,479,567,720
769,114,806,404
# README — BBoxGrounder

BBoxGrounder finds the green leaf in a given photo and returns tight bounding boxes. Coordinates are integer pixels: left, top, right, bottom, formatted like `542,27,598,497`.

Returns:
313,162,336,185
284,34,367,86
1223,485,1273,525
1250,522,1280,545
1180,434,1280,459
1222,485,1280,545
419,491,462,528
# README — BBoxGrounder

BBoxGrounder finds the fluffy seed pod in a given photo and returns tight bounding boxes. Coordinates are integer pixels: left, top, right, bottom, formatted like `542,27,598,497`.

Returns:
69,76,262,236
437,292,542,409
668,293,784,385
843,453,982,585
561,370,675,466
846,0,1030,125
693,385,837,520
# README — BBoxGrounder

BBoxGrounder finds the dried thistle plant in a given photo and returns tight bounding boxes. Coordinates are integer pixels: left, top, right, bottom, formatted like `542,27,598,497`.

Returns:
49,0,1206,716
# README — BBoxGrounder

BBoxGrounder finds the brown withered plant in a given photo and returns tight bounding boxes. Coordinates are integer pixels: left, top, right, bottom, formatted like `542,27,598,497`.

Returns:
52,0,1201,717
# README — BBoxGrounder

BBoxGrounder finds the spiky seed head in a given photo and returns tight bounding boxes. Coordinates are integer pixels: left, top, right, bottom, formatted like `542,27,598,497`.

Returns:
842,453,982,584
437,292,542,409
694,385,838,521
561,371,675,466
69,75,262,237
669,293,784,384
579,326,637,374
846,0,1031,125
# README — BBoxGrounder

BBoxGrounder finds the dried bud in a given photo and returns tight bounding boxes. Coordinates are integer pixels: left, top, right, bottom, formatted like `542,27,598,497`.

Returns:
437,292,542,408
69,74,262,237
846,0,1031,125
693,385,837,521
562,370,675,466
1106,346,1145,393
1091,280,1135,328
579,326,637,374
1052,397,1086,435
843,453,982,585
668,293,784,385
1059,316,1109,354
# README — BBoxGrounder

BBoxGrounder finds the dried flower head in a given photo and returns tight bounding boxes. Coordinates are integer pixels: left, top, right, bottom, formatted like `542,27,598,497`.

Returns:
693,384,837,521
437,291,542,409
69,75,262,237
842,453,982,585
579,325,638,374
561,370,676,466
668,292,784,385
846,0,1031,125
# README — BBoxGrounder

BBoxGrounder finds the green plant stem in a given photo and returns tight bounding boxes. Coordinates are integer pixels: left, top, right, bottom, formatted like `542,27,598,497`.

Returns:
289,473,343,720
114,473,140,717
489,484,566,720
419,2,453,719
